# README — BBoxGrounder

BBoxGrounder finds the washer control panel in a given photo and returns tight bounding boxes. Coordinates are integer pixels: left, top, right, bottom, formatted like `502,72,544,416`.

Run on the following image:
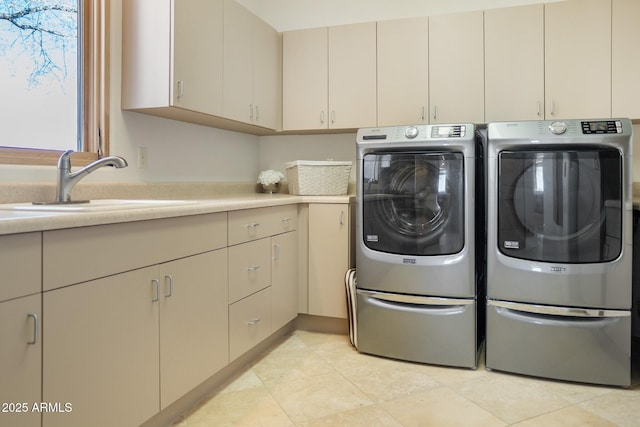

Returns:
431,125,466,138
581,120,624,134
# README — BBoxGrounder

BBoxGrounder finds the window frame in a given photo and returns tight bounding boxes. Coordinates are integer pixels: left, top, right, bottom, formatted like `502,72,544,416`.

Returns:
0,0,109,167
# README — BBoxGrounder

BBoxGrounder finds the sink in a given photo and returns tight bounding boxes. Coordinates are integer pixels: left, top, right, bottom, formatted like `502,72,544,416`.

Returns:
2,199,199,213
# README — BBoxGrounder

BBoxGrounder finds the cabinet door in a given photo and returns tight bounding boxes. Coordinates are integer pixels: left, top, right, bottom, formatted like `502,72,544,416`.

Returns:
223,0,254,124
308,204,350,319
485,4,544,121
43,268,159,427
253,16,281,129
173,0,223,115
545,0,611,119
328,22,377,129
159,250,228,409
377,17,429,126
429,10,484,124
272,231,298,331
282,27,329,130
0,295,41,427
612,0,640,119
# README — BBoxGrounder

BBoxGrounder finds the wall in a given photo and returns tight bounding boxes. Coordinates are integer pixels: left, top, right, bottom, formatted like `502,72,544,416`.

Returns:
0,0,260,185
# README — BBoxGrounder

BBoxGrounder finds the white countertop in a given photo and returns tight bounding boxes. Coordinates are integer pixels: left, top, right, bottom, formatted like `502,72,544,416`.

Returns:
0,194,353,235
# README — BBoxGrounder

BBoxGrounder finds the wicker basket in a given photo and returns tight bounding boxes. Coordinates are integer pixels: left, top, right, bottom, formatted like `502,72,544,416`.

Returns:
285,160,352,195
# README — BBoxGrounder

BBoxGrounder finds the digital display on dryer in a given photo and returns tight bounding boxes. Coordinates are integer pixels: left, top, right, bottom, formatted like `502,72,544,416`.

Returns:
431,126,465,138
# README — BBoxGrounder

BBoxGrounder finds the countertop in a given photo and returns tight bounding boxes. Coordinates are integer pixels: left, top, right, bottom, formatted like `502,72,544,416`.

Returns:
0,194,353,236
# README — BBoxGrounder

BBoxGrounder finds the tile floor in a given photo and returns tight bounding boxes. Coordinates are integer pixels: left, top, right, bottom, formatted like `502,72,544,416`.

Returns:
174,331,640,426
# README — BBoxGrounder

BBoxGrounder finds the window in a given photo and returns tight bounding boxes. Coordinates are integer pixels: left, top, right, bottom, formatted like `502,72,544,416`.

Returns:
0,0,108,166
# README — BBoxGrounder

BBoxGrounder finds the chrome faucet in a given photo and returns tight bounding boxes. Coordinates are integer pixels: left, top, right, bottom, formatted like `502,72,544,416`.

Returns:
56,150,128,203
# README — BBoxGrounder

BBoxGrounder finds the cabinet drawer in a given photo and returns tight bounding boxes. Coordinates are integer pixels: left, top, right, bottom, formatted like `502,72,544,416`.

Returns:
228,205,297,245
43,213,227,291
229,287,272,361
228,238,271,303
271,205,298,235
0,232,41,302
228,207,272,245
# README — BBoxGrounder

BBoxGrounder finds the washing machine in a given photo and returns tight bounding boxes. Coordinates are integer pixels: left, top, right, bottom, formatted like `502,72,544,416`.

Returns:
486,119,633,386
355,124,484,369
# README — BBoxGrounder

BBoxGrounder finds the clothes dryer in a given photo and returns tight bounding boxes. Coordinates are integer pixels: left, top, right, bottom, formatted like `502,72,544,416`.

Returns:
486,119,633,386
355,124,484,368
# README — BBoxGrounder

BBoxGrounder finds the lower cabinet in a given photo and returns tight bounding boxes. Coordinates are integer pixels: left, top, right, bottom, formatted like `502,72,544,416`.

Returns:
159,250,228,409
308,204,351,319
42,249,228,427
271,231,298,331
0,294,42,427
43,267,160,427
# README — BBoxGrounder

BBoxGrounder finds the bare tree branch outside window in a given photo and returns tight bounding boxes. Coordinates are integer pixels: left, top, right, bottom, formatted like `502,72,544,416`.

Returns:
1,0,77,87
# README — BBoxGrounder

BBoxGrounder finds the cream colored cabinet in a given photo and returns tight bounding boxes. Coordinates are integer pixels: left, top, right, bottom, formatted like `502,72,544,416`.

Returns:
223,0,280,129
0,296,41,427
227,205,298,360
328,22,377,129
308,204,351,319
613,0,640,119
282,27,328,130
271,231,299,331
545,0,612,119
283,22,376,130
43,267,160,427
377,17,429,126
41,214,228,427
485,4,544,121
0,233,41,427
159,250,228,409
429,10,484,124
122,0,223,116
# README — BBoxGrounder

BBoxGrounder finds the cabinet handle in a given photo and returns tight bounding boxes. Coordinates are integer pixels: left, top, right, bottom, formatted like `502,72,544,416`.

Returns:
164,275,173,298
537,101,541,117
177,81,184,99
433,105,438,121
550,100,556,117
273,243,281,260
421,106,425,122
247,265,260,271
249,104,254,121
320,110,325,124
247,318,261,326
151,279,160,302
331,110,336,124
27,313,38,345
246,223,260,228
255,105,260,122
340,210,345,225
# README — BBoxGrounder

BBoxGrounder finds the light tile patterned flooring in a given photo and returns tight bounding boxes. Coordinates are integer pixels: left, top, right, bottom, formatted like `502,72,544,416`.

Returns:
174,331,640,426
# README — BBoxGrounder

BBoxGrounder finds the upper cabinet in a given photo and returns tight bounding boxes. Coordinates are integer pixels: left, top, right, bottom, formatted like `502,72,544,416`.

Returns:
223,0,281,130
377,17,429,126
122,0,223,116
485,4,544,122
328,22,377,129
282,22,377,131
282,27,328,130
612,0,640,119
428,11,485,124
545,0,612,120
122,0,281,133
